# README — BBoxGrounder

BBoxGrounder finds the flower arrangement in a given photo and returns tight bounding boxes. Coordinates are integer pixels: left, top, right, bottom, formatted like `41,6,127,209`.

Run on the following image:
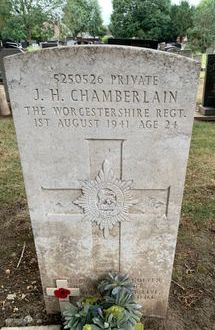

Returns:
63,272,144,330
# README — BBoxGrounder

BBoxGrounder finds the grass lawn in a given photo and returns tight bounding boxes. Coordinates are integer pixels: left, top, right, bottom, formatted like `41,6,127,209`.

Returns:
0,119,25,208
0,118,214,329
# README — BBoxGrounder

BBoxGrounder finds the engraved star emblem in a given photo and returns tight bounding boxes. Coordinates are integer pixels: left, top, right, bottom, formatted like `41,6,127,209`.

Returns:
74,160,135,238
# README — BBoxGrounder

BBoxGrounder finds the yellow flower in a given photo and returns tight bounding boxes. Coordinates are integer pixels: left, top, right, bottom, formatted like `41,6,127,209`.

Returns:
83,325,93,330
134,322,144,330
82,296,98,305
105,305,125,320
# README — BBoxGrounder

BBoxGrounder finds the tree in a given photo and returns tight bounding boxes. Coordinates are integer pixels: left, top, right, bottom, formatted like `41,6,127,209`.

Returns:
170,1,194,42
188,0,215,52
62,0,104,38
88,0,104,37
0,0,62,42
110,0,172,41
0,0,11,38
109,0,137,38
63,0,89,38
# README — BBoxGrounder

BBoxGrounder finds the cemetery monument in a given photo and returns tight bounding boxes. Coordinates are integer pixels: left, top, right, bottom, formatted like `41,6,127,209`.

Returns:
199,54,215,116
4,45,199,318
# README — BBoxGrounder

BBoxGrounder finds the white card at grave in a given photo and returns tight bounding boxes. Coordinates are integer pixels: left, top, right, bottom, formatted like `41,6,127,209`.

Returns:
4,46,199,317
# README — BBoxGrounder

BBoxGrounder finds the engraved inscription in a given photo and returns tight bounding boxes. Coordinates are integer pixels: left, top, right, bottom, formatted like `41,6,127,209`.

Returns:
68,277,163,301
132,277,162,300
21,71,187,131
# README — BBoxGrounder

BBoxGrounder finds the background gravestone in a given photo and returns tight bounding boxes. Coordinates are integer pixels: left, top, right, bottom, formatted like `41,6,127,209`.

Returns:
199,54,215,115
4,46,199,318
166,47,180,54
0,47,22,102
180,49,192,58
40,41,59,48
159,42,166,51
206,47,215,55
108,38,158,49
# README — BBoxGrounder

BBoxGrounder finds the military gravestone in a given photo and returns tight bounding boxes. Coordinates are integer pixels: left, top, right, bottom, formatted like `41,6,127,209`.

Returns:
200,54,215,115
4,46,199,318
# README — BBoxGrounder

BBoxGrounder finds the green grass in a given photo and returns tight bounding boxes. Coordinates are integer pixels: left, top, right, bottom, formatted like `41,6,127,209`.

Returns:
182,122,215,225
191,122,215,153
0,119,25,208
171,122,214,327
182,122,215,229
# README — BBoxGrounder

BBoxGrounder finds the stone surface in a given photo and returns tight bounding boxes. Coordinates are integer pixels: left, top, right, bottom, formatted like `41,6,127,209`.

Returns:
206,47,215,54
5,319,28,327
4,46,199,318
6,293,16,300
4,316,35,327
0,47,22,102
195,110,215,121
0,85,10,116
23,316,33,324
180,49,192,58
193,54,202,63
2,326,60,330
199,105,215,116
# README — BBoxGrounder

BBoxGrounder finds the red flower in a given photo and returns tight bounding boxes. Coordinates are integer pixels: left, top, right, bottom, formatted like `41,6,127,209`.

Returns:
54,288,71,299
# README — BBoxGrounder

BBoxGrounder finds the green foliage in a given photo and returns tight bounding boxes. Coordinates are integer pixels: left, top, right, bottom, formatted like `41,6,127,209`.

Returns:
188,0,215,52
98,272,133,296
63,0,89,38
103,288,142,328
1,15,26,40
169,1,194,42
0,0,11,38
0,0,62,41
63,272,143,330
110,0,172,41
62,0,104,38
88,0,105,37
101,35,109,44
109,0,136,38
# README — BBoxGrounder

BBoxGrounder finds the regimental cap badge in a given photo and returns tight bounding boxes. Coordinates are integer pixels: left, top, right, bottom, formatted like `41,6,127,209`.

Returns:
74,160,135,238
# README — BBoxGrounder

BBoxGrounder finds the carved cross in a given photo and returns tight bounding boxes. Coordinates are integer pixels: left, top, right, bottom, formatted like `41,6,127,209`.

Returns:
46,279,80,314
42,138,169,275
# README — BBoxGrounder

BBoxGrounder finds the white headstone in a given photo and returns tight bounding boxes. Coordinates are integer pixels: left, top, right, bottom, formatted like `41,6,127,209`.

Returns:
4,46,199,318
180,49,192,58
206,47,215,54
